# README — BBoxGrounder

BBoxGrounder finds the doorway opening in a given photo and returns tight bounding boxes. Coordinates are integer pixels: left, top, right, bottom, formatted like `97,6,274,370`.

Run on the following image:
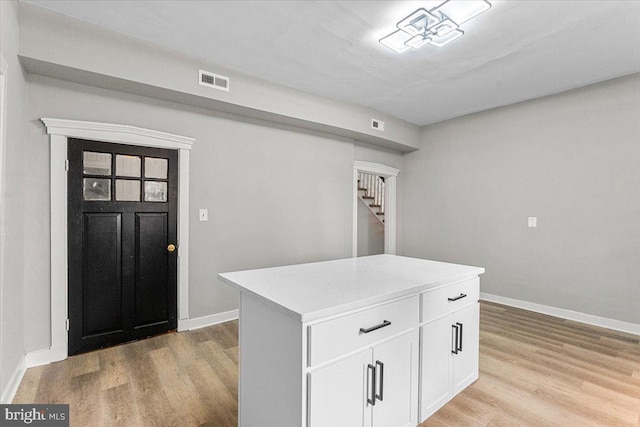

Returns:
356,171,385,256
352,161,400,257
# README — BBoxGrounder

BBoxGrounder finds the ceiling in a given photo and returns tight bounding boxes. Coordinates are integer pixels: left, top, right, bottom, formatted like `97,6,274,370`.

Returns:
22,1,640,126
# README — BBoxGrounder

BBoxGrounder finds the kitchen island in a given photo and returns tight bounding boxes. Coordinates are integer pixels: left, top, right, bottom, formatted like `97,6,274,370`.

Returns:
219,254,484,427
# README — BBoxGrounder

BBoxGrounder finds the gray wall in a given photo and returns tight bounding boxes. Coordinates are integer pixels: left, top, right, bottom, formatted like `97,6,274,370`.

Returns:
0,0,27,398
23,75,403,352
402,73,640,324
18,3,420,152
357,202,384,257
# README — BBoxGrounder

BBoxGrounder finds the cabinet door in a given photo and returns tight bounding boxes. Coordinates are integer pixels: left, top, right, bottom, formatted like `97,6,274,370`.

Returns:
419,314,454,422
308,348,373,427
372,330,419,427
453,303,479,394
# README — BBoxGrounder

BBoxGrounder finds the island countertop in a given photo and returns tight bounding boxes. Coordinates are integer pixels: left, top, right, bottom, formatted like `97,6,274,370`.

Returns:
219,254,484,322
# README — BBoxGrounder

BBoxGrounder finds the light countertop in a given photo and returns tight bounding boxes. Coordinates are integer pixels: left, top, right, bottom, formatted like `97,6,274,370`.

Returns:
219,254,484,322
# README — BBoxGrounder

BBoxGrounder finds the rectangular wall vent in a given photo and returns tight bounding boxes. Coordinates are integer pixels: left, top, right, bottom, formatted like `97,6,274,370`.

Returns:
371,119,385,131
199,70,230,92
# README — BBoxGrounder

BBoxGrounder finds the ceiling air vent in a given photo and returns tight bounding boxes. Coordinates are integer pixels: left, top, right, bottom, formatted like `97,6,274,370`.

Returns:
199,70,230,92
371,119,385,131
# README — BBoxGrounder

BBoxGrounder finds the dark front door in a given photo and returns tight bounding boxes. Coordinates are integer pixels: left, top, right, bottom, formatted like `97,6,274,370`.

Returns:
68,138,178,355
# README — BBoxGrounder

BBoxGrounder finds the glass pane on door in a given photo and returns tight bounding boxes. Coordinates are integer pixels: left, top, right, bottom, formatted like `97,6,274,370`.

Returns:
144,181,167,202
116,155,141,177
115,179,141,201
83,178,111,201
144,157,168,179
83,152,111,175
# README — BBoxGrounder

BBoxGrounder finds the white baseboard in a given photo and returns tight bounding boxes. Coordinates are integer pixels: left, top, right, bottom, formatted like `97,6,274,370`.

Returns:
23,343,67,370
25,348,53,368
49,344,67,363
1,355,26,404
480,292,640,336
19,310,240,371
184,309,239,331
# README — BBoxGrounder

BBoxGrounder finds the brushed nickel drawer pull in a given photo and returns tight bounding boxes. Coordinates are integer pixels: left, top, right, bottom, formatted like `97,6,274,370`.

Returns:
359,320,391,334
448,293,467,302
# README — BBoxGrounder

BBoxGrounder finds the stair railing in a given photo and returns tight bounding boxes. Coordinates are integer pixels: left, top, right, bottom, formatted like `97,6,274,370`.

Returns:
357,171,385,219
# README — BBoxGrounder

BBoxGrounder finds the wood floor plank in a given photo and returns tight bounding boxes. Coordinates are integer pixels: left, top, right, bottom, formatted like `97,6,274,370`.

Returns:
148,346,208,426
101,382,141,427
68,371,101,427
422,302,640,426
11,303,640,426
12,365,45,403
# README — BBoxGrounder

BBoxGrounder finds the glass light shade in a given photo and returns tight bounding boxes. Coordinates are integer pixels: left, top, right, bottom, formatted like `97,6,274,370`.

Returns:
379,30,412,53
396,8,440,36
405,34,432,49
427,29,464,47
429,18,459,37
434,0,491,25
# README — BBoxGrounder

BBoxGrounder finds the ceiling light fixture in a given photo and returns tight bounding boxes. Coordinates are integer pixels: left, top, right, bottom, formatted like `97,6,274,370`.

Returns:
379,0,491,53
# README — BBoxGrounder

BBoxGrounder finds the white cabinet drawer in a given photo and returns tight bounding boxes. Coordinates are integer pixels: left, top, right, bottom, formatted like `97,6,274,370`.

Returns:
421,277,479,323
308,295,419,367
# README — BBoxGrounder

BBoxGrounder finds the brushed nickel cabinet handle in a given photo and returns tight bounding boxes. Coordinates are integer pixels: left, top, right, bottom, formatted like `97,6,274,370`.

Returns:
375,360,384,402
367,364,376,406
359,320,391,334
448,293,467,302
452,324,459,354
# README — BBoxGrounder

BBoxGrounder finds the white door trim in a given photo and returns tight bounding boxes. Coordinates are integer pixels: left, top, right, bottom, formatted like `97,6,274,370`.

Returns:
352,161,400,257
0,52,8,392
42,118,195,362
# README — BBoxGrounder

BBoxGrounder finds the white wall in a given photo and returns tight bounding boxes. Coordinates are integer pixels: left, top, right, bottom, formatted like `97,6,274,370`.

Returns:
23,75,403,352
0,0,27,398
402,73,640,324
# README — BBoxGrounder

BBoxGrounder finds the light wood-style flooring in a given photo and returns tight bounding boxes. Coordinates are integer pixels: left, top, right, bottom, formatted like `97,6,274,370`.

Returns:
421,302,640,427
14,321,239,426
13,302,640,426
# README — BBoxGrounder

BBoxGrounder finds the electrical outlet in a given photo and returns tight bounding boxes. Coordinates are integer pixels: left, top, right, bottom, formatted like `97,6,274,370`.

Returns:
528,217,537,228
199,209,208,222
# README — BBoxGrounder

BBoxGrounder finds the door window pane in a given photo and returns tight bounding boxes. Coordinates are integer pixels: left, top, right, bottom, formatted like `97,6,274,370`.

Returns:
144,181,167,202
144,157,168,179
83,152,111,175
116,155,141,177
83,178,111,201
115,179,140,201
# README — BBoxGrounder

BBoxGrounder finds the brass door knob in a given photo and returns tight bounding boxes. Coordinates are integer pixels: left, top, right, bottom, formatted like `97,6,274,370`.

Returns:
167,244,176,253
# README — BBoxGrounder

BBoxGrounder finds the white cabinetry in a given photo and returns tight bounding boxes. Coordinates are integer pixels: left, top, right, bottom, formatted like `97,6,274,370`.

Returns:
419,278,480,422
309,329,418,427
219,254,484,427
308,349,372,427
452,304,479,394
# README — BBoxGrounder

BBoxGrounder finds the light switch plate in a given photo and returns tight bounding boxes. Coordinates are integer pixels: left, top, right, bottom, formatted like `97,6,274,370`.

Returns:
528,217,537,228
199,209,208,222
